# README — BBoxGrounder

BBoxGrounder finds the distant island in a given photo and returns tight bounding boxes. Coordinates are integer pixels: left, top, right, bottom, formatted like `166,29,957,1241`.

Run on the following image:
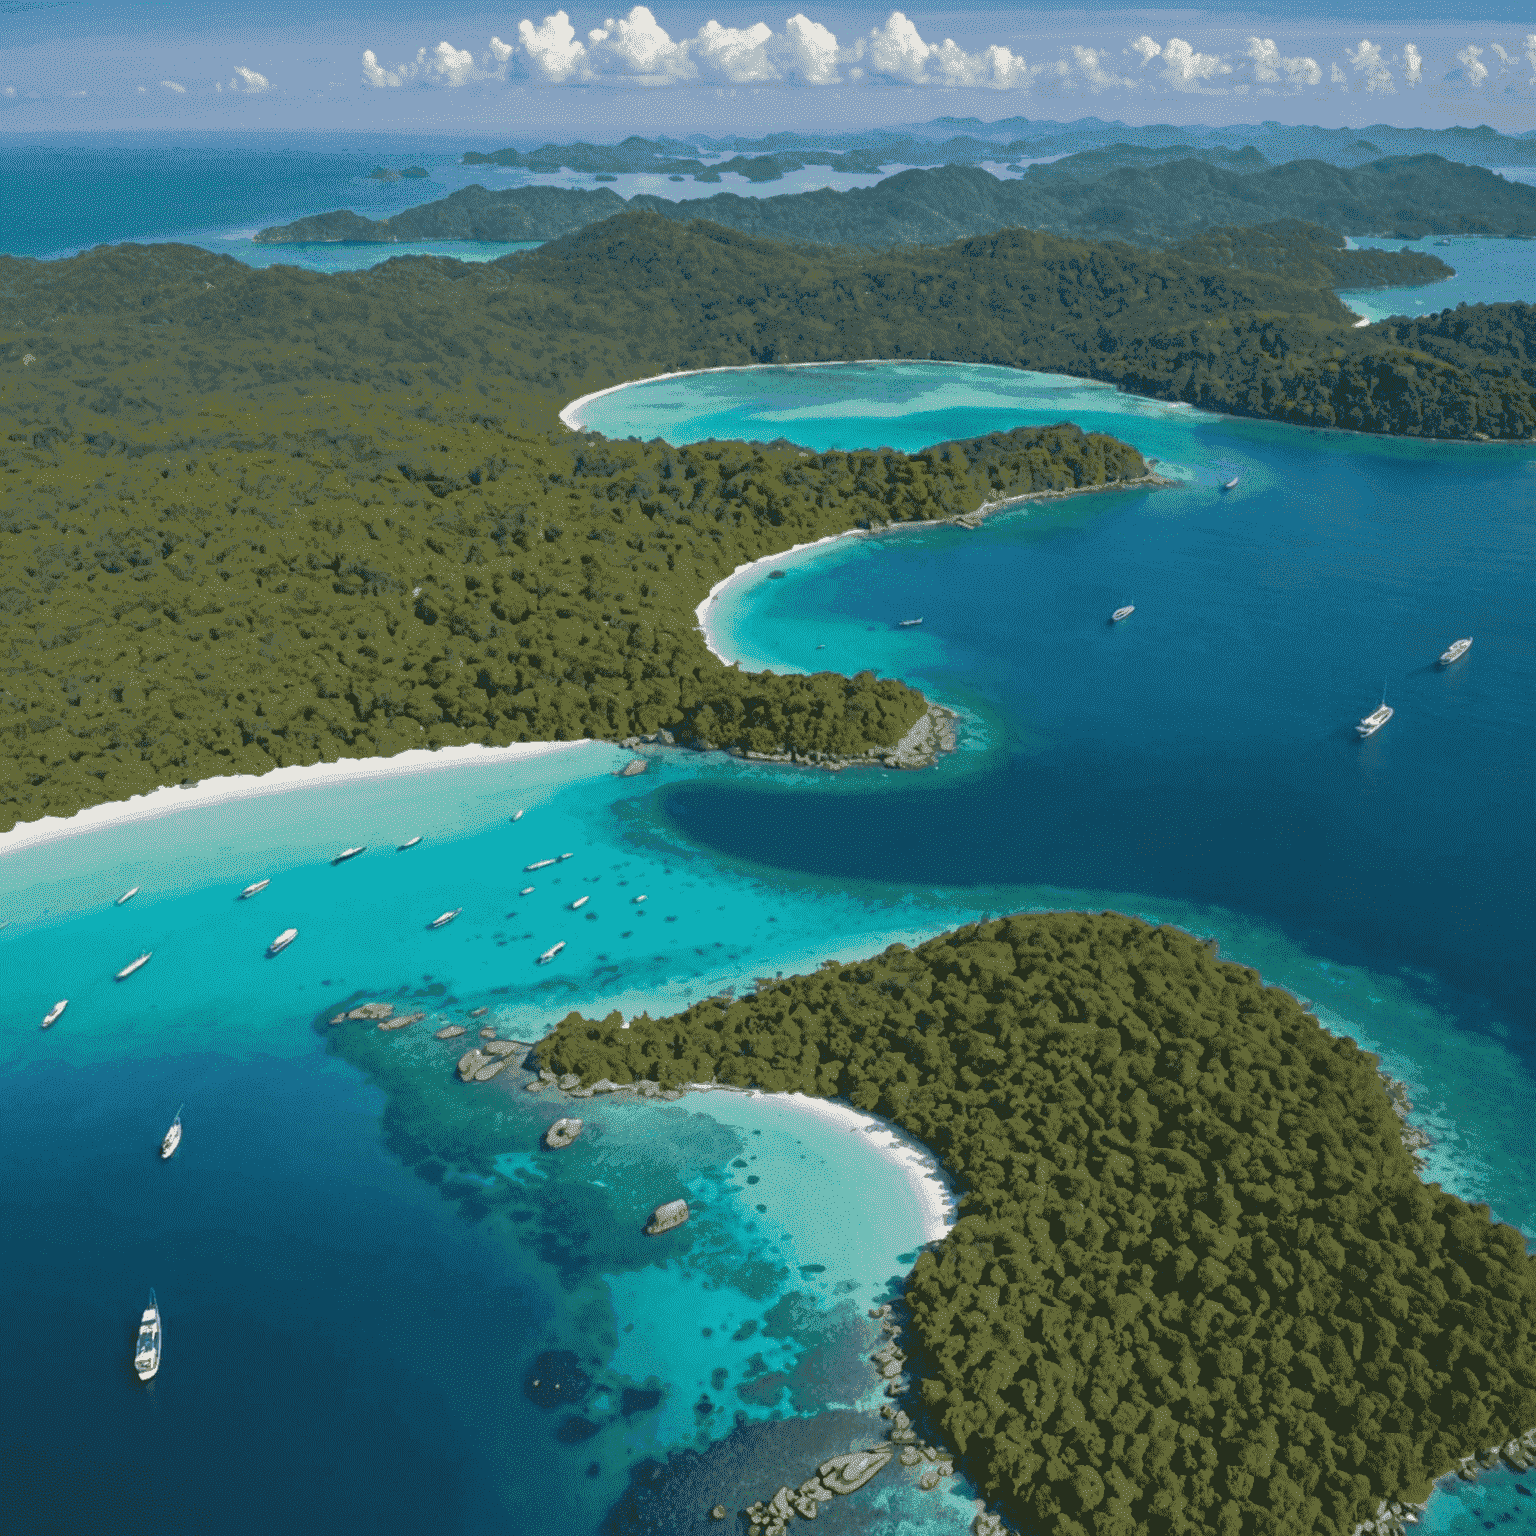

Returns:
531,910,1536,1536
255,153,1533,253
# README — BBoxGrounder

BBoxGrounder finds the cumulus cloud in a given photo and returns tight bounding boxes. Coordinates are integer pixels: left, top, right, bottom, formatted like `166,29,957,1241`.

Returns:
585,7,693,80
1400,43,1422,85
160,79,186,93
847,13,1029,88
1527,32,1536,72
1158,37,1230,89
1246,37,1321,88
1346,38,1394,92
216,65,271,93
777,14,841,84
1447,43,1488,86
1128,35,1161,66
1069,46,1133,91
517,12,588,82
363,37,509,87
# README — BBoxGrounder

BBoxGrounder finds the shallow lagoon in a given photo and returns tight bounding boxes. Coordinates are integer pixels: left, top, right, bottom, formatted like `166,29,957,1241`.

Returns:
6,360,1535,1534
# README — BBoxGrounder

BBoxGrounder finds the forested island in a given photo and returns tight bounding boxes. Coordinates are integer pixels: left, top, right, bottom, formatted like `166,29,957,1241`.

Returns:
256,151,1535,251
534,911,1536,1536
2,210,1532,831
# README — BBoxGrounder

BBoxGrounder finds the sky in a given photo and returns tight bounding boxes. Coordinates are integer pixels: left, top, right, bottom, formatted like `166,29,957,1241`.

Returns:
2,0,1534,135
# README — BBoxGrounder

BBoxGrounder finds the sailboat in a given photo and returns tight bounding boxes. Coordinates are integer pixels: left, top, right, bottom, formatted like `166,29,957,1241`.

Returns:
160,1106,183,1160
133,1291,162,1381
1357,679,1393,738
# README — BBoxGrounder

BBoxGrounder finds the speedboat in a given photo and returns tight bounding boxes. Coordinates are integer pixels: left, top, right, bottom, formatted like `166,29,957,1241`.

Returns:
116,886,140,906
41,999,68,1029
569,896,589,910
1438,637,1472,666
519,886,535,896
266,928,298,957
1221,476,1239,491
133,1291,162,1381
897,618,923,628
160,1106,183,1160
525,858,557,872
537,941,566,965
115,953,152,981
239,879,270,900
1357,703,1393,738
1111,606,1135,623
633,895,647,904
331,846,366,864
558,852,574,862
510,809,525,821
397,835,423,850
428,909,462,929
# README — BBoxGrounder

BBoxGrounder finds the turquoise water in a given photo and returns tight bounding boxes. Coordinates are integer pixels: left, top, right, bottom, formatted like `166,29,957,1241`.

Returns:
8,357,1536,1533
1339,233,1535,321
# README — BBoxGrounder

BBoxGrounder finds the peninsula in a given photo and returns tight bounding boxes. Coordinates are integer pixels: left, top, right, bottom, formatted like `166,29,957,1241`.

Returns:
532,911,1536,1536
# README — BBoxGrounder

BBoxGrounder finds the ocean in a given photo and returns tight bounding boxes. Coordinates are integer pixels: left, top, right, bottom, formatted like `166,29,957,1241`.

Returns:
2,159,1535,1535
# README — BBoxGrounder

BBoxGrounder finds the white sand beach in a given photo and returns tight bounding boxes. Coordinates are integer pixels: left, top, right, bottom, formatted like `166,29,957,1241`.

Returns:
692,1086,957,1243
0,740,593,858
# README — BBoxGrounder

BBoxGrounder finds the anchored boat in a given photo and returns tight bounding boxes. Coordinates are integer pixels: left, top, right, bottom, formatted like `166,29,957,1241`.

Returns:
41,999,68,1029
1221,476,1239,491
266,928,299,957
160,1106,183,1160
1439,638,1472,666
239,879,270,900
397,835,423,851
116,886,140,906
133,1291,162,1381
428,909,462,929
897,618,923,628
115,953,152,981
331,846,366,865
1111,605,1135,623
558,852,574,862
633,894,647,904
510,809,524,821
519,886,535,895
1357,702,1393,739
537,941,566,965
525,858,557,872
569,896,589,910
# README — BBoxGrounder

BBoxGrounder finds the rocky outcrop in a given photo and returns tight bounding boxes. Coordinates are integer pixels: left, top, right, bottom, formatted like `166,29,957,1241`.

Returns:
815,1448,892,1495
545,1117,583,1149
378,1011,425,1031
1349,1427,1536,1536
483,1039,520,1056
435,1024,467,1039
644,1198,690,1234
473,1059,509,1082
617,756,648,776
330,1000,395,1024
457,1047,491,1081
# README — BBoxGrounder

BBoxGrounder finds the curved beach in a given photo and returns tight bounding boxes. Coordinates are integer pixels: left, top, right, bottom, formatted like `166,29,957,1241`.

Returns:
0,740,592,857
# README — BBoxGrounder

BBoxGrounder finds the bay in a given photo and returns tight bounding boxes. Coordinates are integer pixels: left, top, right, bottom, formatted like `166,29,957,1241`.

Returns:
1339,232,1536,321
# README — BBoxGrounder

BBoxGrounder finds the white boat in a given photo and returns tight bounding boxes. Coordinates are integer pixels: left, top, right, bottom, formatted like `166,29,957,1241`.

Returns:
41,999,68,1029
1438,637,1472,666
510,809,524,821
897,617,923,628
134,1290,162,1381
1357,703,1394,738
266,928,299,957
537,941,566,965
160,1105,183,1160
1111,606,1135,623
633,894,647,904
569,896,589,910
558,852,574,862
525,858,557,871
331,846,366,864
115,953,152,981
1221,476,1239,491
519,886,535,895
116,886,140,906
239,879,270,900
428,908,462,929
397,835,423,851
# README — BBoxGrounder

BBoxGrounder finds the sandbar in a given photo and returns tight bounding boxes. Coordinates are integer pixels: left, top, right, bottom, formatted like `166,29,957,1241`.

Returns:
0,740,592,858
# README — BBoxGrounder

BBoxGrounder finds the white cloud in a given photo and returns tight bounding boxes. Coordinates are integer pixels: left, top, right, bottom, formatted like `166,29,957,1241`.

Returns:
585,7,693,80
1449,43,1488,85
692,21,775,84
218,65,271,93
862,12,931,84
2,85,14,98
1246,37,1321,88
489,36,513,67
362,37,507,88
1400,43,1422,85
777,14,841,84
1070,46,1132,91
851,13,1029,88
160,79,186,93
1158,37,1230,89
1346,38,1394,92
1526,33,1536,72
517,11,589,82
1129,35,1161,66
1331,62,1346,83
429,41,477,86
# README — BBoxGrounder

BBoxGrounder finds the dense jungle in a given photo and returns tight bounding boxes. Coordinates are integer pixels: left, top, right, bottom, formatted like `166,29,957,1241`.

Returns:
536,912,1536,1536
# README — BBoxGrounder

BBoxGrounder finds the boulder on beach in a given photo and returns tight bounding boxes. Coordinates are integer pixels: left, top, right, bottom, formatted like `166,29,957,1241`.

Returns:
546,1117,584,1149
644,1198,690,1235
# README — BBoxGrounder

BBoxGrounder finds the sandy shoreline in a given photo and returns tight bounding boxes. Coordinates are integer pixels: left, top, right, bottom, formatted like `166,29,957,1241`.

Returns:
0,740,593,858
685,1084,957,1245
